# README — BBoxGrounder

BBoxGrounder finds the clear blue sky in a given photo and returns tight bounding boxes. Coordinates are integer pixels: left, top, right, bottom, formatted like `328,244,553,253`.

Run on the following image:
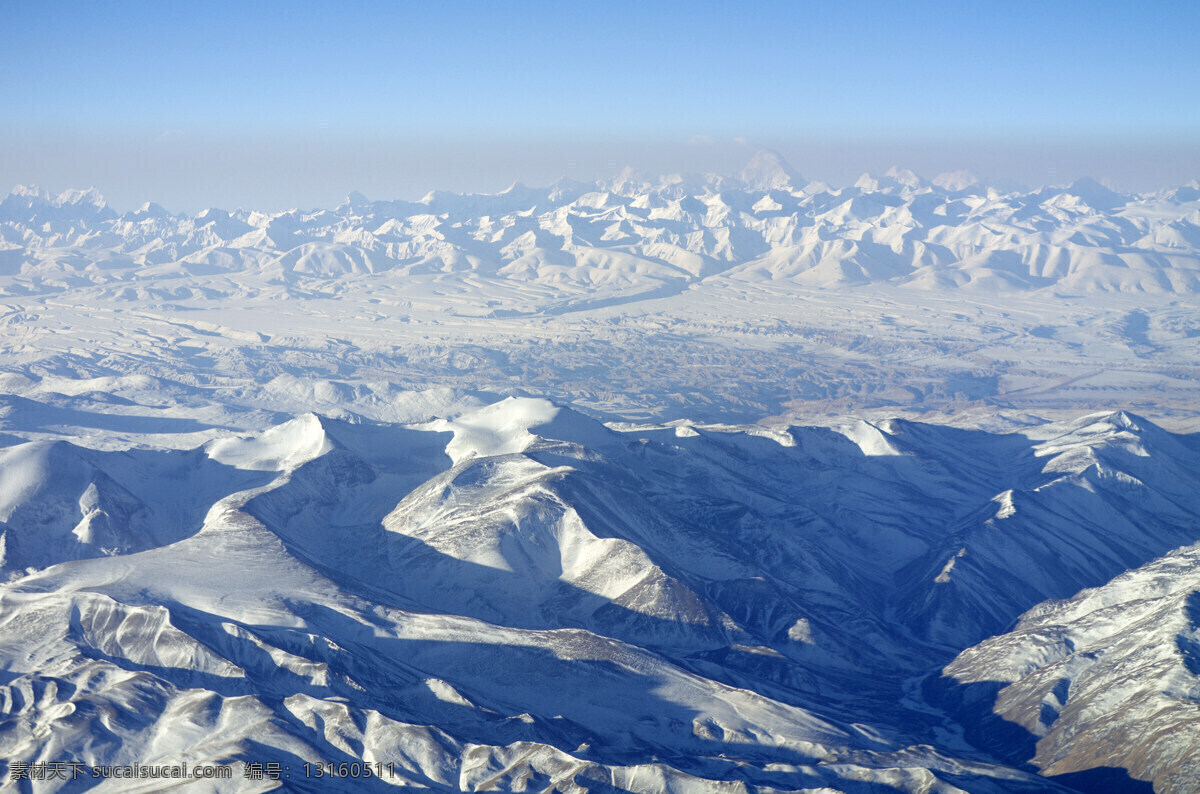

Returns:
3,1,1198,211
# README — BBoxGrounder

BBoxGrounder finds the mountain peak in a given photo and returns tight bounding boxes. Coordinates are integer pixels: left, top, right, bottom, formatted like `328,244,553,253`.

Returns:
56,187,108,208
8,185,53,201
122,201,172,220
883,166,924,189
498,180,533,196
857,168,925,192
1063,177,1126,210
739,149,802,191
932,170,979,191
608,165,651,195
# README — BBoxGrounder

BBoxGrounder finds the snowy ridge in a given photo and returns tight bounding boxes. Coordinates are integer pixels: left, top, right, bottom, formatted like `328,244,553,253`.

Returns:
937,540,1200,791
0,391,1196,791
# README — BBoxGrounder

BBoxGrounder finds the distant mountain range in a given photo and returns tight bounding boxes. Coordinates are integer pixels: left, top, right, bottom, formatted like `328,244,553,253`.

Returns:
3,153,1199,297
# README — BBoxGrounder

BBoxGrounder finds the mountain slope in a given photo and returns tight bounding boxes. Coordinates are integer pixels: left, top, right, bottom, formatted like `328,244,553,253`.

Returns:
0,391,1196,790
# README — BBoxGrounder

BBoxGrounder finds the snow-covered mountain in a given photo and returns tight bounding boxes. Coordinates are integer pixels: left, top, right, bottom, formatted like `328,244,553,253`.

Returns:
0,390,1197,791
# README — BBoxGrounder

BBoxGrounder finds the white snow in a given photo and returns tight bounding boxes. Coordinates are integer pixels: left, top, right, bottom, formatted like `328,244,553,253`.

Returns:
0,159,1195,790
440,397,561,464
206,414,333,470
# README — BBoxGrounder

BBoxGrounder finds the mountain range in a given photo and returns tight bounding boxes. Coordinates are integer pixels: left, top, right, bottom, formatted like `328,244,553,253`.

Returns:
0,154,1198,791
3,153,1200,299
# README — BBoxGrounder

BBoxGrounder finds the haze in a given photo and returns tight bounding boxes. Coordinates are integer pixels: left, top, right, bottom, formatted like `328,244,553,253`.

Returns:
3,1,1198,212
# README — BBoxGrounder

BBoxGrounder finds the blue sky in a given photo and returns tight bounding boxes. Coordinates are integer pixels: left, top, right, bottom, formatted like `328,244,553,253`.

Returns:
3,1,1198,211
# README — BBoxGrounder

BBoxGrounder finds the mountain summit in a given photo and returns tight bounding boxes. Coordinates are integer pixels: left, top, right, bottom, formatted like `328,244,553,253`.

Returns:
739,149,804,191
